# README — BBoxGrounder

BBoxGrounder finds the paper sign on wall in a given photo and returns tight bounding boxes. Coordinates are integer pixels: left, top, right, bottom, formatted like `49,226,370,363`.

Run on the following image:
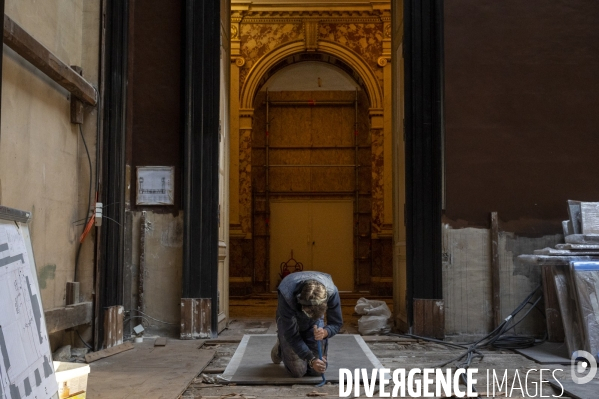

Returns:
136,166,174,205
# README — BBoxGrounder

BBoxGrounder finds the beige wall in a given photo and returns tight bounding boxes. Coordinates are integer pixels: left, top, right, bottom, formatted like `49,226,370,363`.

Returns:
128,212,183,336
442,226,561,338
0,0,100,314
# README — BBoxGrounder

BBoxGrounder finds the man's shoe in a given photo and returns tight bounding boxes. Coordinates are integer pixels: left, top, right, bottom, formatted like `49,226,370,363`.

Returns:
271,339,282,364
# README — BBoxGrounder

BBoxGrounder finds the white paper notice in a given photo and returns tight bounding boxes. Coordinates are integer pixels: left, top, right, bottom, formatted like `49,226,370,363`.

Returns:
136,166,174,205
0,223,57,399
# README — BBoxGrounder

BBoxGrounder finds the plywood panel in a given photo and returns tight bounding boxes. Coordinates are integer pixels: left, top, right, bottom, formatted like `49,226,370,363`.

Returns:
269,200,354,291
269,149,311,192
252,166,266,192
269,107,311,147
311,201,354,291
252,148,265,166
358,259,371,285
310,149,354,164
87,341,215,398
269,167,311,192
250,91,375,293
312,106,355,147
269,201,312,291
310,168,354,192
269,149,311,164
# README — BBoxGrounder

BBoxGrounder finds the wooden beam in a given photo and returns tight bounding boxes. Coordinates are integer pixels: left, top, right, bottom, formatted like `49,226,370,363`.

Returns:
3,14,97,106
66,281,80,305
412,298,445,339
44,302,93,334
491,212,501,328
180,298,212,339
70,66,84,124
85,342,134,363
103,305,124,349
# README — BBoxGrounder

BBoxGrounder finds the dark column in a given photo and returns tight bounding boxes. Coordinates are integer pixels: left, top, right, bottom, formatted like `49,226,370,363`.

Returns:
403,0,444,325
0,0,5,137
182,0,220,338
96,0,128,349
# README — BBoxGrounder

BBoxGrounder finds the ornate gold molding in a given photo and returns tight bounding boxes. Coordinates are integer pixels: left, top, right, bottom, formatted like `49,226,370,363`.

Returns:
377,57,389,67
231,56,246,67
240,39,383,110
369,107,384,129
384,23,391,38
231,6,390,24
239,108,254,130
239,108,254,118
240,16,383,24
303,21,319,51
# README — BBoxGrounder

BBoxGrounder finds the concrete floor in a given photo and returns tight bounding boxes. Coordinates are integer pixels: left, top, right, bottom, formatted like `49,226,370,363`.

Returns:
180,297,585,398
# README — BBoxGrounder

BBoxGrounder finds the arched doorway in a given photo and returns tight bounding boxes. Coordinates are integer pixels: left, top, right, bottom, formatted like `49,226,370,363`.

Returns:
251,60,367,292
230,37,395,295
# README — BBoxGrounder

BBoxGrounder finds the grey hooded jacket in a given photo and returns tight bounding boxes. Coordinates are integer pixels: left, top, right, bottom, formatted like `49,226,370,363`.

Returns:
276,271,343,360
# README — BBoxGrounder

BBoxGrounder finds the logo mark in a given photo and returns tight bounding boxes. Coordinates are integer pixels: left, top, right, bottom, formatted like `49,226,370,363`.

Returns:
571,350,597,384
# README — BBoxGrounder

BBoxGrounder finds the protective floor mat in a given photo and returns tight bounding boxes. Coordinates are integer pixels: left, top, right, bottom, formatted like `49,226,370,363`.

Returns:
221,334,383,385
87,340,214,399
549,379,599,399
514,342,571,365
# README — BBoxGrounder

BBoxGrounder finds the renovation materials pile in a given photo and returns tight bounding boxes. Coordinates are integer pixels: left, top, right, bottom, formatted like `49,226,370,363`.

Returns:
519,200,599,361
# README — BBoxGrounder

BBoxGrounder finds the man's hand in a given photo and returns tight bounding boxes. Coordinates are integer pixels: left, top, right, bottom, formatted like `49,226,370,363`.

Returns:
312,358,327,373
313,325,329,341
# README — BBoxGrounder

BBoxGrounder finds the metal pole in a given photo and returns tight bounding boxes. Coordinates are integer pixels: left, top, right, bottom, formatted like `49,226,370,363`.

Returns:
267,164,356,168
354,89,359,292
268,100,355,106
265,90,270,292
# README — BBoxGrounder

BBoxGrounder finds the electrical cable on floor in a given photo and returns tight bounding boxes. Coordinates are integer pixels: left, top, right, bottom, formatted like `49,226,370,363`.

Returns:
341,286,547,398
427,284,545,371
385,332,470,350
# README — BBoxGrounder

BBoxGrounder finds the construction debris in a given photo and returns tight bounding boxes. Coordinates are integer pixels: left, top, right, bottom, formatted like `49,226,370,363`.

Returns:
85,341,134,363
201,373,218,384
306,391,328,397
519,200,599,358
354,298,392,335
53,345,72,361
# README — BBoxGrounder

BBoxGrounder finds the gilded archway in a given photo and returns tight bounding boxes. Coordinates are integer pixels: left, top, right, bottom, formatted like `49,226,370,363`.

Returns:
239,39,383,110
228,2,398,297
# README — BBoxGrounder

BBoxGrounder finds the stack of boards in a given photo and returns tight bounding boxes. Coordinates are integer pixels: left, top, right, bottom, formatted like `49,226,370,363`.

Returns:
520,200,599,360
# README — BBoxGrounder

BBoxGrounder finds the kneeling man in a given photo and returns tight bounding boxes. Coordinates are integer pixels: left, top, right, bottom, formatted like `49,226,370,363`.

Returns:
271,271,343,377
